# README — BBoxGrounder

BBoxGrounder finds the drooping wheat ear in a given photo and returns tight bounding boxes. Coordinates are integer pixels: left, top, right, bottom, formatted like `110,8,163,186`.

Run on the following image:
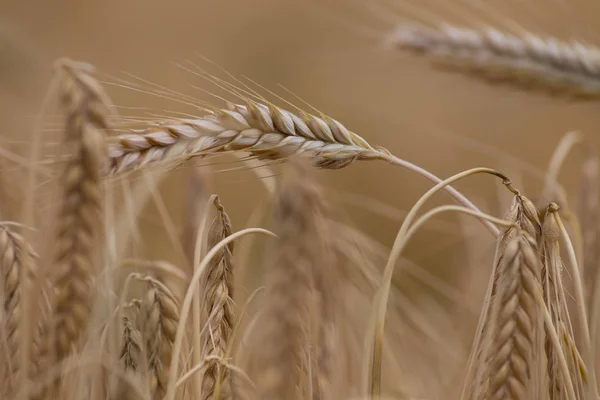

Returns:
112,314,146,400
485,231,541,399
141,278,180,399
107,99,386,175
248,160,331,400
107,96,501,236
0,224,36,395
199,197,235,400
388,24,600,98
49,59,109,372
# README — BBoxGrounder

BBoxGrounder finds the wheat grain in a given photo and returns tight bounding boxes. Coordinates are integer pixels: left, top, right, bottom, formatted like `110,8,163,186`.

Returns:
141,278,180,399
199,197,235,400
388,24,600,98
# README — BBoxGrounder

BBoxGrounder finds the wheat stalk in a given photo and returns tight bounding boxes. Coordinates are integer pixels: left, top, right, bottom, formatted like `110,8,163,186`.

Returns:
141,278,180,399
199,197,235,400
388,24,600,98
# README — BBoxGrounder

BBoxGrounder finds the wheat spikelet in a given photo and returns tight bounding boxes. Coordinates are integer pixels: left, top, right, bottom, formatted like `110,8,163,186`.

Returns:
121,316,143,372
485,231,541,399
388,24,600,99
141,278,179,399
199,197,235,400
0,224,36,396
247,160,333,400
107,100,385,175
492,194,541,298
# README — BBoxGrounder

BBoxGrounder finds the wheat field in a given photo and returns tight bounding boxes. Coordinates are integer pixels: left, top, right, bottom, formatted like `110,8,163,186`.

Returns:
2,0,600,399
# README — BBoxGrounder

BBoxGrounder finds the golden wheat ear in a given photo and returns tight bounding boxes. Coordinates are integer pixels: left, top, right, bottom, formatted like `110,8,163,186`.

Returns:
0,223,37,398
483,231,542,399
107,99,384,176
140,276,180,400
244,159,339,400
198,197,235,400
52,59,109,358
388,24,600,99
27,59,112,400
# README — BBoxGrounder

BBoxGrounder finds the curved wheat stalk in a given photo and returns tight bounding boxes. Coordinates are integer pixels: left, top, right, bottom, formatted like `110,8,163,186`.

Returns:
388,24,600,99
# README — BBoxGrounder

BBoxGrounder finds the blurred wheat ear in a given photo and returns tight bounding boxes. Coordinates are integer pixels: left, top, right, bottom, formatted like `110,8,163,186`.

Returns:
388,24,600,99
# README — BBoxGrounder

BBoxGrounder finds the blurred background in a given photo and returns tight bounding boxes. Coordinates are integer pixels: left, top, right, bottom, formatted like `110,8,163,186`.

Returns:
3,0,600,285
4,0,600,395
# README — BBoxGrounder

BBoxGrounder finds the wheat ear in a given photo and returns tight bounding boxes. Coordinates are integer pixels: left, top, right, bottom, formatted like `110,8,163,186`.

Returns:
53,60,108,355
0,224,36,396
107,100,384,175
248,160,333,399
121,316,143,373
388,24,600,98
107,98,500,236
113,314,145,400
541,204,584,399
36,59,108,395
141,278,180,399
466,194,540,399
484,231,541,399
199,197,235,400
